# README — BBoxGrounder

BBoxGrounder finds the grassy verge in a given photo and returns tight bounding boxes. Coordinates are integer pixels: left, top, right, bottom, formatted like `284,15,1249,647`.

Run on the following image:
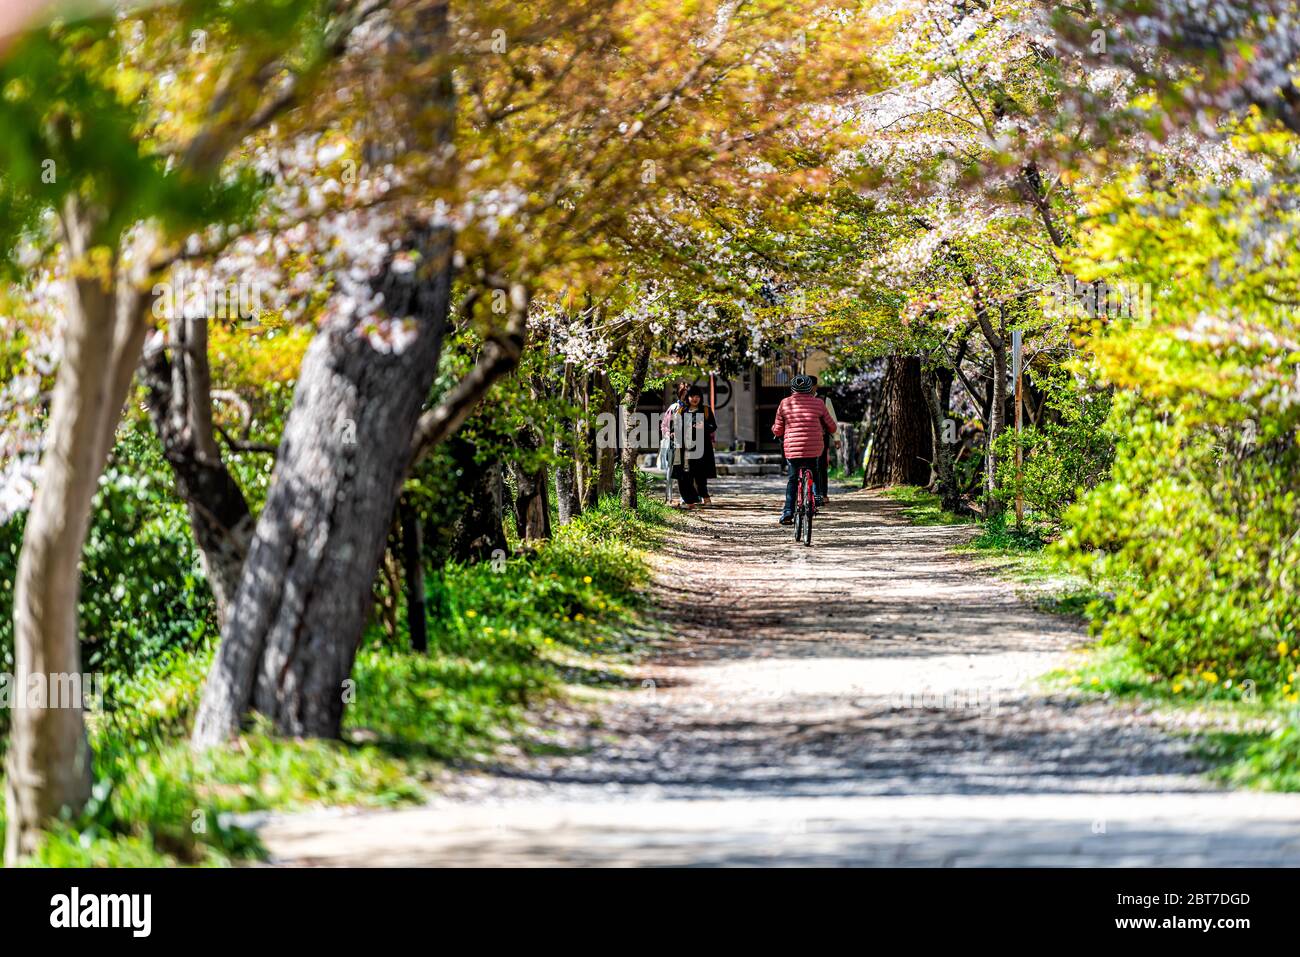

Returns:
883,485,1300,792
881,484,977,526
1043,643,1300,792
1,493,671,866
960,517,1110,620
883,487,1108,619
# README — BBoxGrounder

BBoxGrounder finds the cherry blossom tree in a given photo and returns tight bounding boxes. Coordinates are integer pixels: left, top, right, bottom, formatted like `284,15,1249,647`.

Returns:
0,0,383,863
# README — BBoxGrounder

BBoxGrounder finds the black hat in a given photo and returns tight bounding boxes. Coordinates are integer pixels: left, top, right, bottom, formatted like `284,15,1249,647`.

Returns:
790,374,814,394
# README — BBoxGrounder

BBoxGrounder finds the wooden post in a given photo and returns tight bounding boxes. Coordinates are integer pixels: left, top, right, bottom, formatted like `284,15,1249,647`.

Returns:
400,501,428,653
1012,329,1024,528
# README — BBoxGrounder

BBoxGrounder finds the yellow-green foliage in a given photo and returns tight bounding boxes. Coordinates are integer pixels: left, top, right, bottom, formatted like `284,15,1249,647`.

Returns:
1058,142,1300,702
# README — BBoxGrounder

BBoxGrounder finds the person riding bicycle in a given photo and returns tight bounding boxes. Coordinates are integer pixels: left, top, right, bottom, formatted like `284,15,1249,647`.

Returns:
809,375,838,507
772,374,838,525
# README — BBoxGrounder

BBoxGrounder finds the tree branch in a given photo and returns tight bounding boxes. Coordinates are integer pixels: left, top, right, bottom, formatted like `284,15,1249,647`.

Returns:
408,282,529,468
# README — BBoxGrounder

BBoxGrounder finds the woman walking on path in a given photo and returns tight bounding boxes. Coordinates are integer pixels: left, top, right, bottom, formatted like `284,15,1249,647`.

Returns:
772,374,837,524
659,382,689,484
674,385,717,508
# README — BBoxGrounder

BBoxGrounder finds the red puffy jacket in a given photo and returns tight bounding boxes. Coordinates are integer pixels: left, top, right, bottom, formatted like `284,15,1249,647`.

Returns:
772,393,837,459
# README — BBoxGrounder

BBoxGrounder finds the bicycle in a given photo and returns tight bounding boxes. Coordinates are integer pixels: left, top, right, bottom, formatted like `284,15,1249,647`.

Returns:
793,465,815,546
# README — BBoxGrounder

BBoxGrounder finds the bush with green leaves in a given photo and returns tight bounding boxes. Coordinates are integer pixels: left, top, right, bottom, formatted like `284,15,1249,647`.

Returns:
992,371,1114,525
1,421,219,748
1058,395,1300,700
1,424,216,671
1052,146,1300,704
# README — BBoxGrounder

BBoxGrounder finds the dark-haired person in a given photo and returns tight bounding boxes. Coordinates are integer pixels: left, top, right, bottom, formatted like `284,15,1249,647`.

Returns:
674,386,717,507
772,374,837,524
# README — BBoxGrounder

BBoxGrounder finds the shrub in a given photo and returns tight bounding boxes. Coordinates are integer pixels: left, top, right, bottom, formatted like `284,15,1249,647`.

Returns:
1059,396,1300,700
992,381,1114,525
0,422,218,743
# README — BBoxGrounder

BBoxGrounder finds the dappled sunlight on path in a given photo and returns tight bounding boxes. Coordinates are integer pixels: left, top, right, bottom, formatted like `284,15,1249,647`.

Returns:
258,476,1300,866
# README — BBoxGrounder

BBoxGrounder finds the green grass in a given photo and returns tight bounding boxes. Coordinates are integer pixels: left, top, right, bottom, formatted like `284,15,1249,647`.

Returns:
961,515,1109,620
1043,643,1300,792
1205,724,1300,792
881,484,976,526
882,487,1100,617
1,493,671,866
1045,642,1270,707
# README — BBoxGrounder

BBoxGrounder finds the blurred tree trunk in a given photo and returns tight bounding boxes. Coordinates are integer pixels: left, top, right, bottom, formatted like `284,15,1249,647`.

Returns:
985,343,1008,514
553,361,581,524
936,364,955,421
512,369,552,541
142,313,253,630
863,354,932,487
449,438,507,563
922,367,964,514
594,369,618,499
938,320,973,421
578,369,600,509
511,429,552,542
836,422,860,475
619,333,653,510
5,204,148,862
949,248,1007,514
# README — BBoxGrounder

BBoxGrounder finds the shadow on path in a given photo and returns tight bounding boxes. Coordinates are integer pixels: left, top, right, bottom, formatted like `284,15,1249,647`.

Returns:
258,476,1300,866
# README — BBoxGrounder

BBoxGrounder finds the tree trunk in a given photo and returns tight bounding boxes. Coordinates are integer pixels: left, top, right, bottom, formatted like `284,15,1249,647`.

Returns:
142,314,253,629
619,334,653,510
512,464,552,542
594,369,617,500
951,248,1007,513
449,437,507,563
578,369,600,510
5,209,151,862
985,342,1008,512
553,362,581,524
400,501,428,653
937,364,955,422
553,442,580,524
863,354,932,487
837,422,860,475
976,371,994,437
922,367,964,514
191,7,459,747
191,225,454,746
510,422,552,542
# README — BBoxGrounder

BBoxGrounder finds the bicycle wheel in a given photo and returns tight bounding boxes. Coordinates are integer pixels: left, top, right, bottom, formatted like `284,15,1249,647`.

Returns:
804,503,813,546
794,506,804,542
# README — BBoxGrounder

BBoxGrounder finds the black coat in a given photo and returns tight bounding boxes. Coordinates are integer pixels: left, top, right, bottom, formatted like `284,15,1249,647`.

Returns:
674,407,717,478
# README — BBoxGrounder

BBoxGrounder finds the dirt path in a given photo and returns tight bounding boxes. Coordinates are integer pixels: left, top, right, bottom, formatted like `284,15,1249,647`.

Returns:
258,477,1300,866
